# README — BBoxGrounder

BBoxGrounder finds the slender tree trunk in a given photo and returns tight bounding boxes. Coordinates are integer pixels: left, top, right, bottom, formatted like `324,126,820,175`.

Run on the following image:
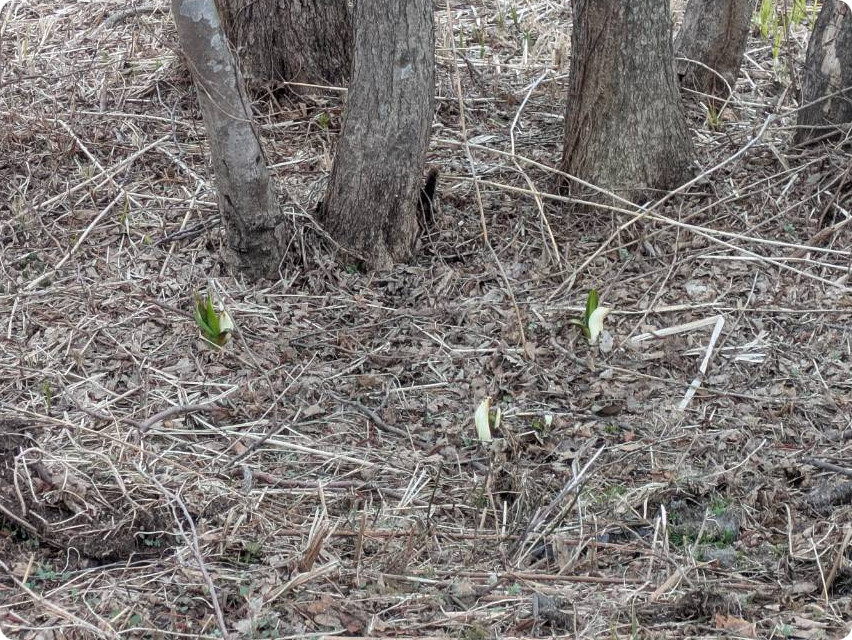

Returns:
796,0,852,144
320,0,435,269
559,0,695,204
217,0,351,86
172,0,283,278
674,0,754,98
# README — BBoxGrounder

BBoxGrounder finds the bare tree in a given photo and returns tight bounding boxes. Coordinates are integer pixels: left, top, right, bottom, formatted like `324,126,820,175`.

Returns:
796,0,852,144
675,0,755,99
217,0,351,86
319,0,435,269
172,0,283,278
559,0,695,204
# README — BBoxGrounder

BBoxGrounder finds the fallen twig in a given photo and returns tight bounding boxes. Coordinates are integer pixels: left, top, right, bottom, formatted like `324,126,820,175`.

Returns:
328,391,412,440
137,401,222,433
102,4,160,29
803,457,852,479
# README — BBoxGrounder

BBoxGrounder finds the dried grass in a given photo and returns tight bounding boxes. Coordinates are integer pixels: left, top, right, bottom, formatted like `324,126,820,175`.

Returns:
1,0,851,638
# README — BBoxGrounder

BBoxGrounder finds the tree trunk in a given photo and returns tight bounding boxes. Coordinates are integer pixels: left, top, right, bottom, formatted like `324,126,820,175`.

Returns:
559,0,695,204
319,0,434,269
172,0,284,279
674,0,754,98
796,0,852,144
217,0,351,86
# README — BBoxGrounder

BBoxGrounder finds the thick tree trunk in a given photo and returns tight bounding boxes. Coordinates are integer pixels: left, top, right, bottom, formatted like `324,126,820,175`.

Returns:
320,0,434,269
559,0,695,204
796,0,852,144
172,0,283,279
217,0,351,86
674,0,754,98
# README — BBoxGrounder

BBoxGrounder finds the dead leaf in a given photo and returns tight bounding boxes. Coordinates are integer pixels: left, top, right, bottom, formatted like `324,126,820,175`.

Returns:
312,613,341,628
617,441,644,452
789,615,828,630
715,613,757,638
303,403,323,418
593,402,623,416
789,581,817,595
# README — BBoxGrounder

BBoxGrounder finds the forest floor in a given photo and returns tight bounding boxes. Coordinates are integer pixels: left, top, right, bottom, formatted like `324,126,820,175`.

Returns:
1,0,852,638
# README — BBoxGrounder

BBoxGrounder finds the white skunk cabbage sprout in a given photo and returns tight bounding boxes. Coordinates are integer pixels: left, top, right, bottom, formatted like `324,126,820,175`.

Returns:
587,306,611,345
474,397,494,443
569,289,611,345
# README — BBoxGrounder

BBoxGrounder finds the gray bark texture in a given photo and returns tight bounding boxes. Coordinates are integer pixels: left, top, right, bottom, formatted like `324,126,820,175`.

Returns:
559,0,695,204
172,0,284,279
796,0,852,144
674,0,754,98
319,0,435,269
217,0,351,86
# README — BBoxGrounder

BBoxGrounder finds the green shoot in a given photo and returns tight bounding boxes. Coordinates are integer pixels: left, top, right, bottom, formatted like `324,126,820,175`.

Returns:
790,0,809,26
568,289,611,345
42,380,52,413
315,112,331,130
754,0,809,62
706,101,720,130
193,292,234,347
755,0,776,40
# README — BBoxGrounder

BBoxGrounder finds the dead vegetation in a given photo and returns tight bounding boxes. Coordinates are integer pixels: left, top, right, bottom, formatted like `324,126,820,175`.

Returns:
1,0,851,638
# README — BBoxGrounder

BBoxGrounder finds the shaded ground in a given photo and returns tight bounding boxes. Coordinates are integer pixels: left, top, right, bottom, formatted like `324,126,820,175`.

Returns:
1,1,851,638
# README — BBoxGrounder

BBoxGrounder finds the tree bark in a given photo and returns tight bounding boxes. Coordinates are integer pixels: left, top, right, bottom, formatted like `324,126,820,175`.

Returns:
796,0,852,144
217,0,351,86
674,0,754,99
559,0,695,205
319,0,434,269
172,0,284,278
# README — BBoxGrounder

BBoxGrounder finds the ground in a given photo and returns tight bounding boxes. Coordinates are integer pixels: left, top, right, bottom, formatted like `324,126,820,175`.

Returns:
1,1,851,639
